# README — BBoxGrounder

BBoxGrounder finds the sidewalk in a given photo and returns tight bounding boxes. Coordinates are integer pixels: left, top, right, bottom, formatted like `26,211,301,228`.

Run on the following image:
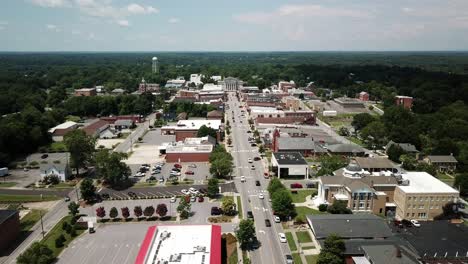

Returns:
283,226,320,263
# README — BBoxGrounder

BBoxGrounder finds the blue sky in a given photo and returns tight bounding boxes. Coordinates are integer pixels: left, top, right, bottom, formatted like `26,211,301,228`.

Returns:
0,0,467,51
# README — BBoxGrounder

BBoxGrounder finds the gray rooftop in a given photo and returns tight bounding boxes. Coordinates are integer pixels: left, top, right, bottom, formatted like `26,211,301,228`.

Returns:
273,152,307,165
361,244,420,264
354,157,396,169
0,210,18,225
307,214,393,239
427,155,458,163
277,138,327,152
386,141,419,153
327,143,365,154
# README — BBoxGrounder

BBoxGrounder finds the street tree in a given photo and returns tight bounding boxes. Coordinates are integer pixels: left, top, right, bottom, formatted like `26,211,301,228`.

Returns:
68,201,79,217
317,252,343,264
351,113,375,131
17,242,55,264
134,206,143,219
235,219,256,249
96,207,106,219
361,121,387,148
386,144,406,163
327,200,352,214
271,189,296,219
209,157,233,178
455,173,468,197
400,154,417,170
121,207,130,220
323,234,346,256
221,197,236,216
197,125,217,139
144,205,155,218
80,178,96,202
156,204,168,217
94,150,131,188
317,155,348,176
338,127,350,137
63,130,95,177
267,178,285,195
207,178,219,198
177,197,191,219
109,207,118,219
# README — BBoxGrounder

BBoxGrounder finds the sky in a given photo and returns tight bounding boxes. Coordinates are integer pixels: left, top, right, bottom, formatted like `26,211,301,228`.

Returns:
0,0,468,51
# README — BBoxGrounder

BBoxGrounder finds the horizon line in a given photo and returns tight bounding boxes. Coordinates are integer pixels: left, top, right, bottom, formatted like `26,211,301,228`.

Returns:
1,50,468,53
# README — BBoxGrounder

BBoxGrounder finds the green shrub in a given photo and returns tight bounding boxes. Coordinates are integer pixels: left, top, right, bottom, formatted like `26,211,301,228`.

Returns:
318,204,328,212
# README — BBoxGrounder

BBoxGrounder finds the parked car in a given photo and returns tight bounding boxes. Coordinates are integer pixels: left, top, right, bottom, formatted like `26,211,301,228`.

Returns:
101,193,110,199
147,176,156,181
264,172,269,179
285,254,293,264
251,165,255,170
190,196,196,202
174,163,182,169
199,188,207,194
170,196,176,203
265,219,271,227
306,183,315,188
198,196,204,202
254,157,261,161
159,177,164,183
170,171,181,176
64,196,70,202
185,170,195,175
211,207,221,215
189,187,199,194
134,171,144,177
401,219,412,227
247,211,254,219
248,158,253,163
240,176,246,182
189,164,197,168
274,216,281,223
255,180,261,186
290,183,303,189
247,130,252,133
251,143,257,147
259,194,264,199
410,219,421,227
171,168,181,172
279,233,287,243
151,170,160,175
181,189,190,195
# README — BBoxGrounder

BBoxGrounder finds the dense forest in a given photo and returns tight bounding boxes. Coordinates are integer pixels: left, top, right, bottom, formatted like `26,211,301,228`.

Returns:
0,52,467,168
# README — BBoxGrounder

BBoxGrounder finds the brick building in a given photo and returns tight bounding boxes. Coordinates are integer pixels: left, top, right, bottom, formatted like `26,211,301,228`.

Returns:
162,136,216,163
278,81,296,92
248,97,315,125
358,91,369,101
395,95,413,109
139,78,160,93
161,119,222,142
0,210,20,252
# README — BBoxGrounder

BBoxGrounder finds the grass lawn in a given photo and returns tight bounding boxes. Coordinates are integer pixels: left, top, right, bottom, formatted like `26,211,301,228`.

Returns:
295,206,326,221
0,182,17,188
20,209,47,231
0,194,59,203
53,182,76,188
285,232,297,251
291,190,316,203
305,255,318,264
302,246,316,250
242,250,249,263
49,142,67,152
228,247,238,264
347,136,366,147
441,178,455,187
42,215,85,257
237,196,243,219
437,173,454,180
292,253,303,264
296,231,313,243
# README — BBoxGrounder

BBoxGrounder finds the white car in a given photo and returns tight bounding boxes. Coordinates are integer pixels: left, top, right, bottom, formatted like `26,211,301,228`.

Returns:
274,216,281,223
189,187,199,194
240,176,246,182
170,196,176,203
279,233,287,243
251,165,255,170
248,158,253,163
134,171,144,177
259,194,264,199
181,189,190,195
170,171,181,176
410,219,421,227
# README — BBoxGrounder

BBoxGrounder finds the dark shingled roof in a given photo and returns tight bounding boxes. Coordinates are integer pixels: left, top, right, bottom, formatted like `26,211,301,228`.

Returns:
386,141,419,153
272,152,307,165
427,155,458,163
0,210,18,225
277,138,327,152
307,214,393,239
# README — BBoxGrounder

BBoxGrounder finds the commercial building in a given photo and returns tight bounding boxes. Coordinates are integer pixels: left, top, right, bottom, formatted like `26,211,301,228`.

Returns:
278,81,296,92
249,98,315,125
271,152,309,179
74,87,97,97
353,157,398,173
48,121,79,142
395,95,413,109
135,225,221,264
161,119,222,142
206,110,224,120
190,74,204,86
165,77,186,89
423,155,458,173
326,143,366,156
358,91,369,101
394,172,459,220
27,152,71,182
0,210,20,252
385,141,419,155
271,129,327,156
139,78,160,93
334,97,365,108
220,77,242,91
101,115,144,124
82,119,111,137
161,136,216,163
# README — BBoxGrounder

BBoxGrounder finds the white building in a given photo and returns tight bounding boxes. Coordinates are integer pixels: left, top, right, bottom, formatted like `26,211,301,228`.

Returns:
221,77,242,91
48,121,79,142
190,74,204,85
152,57,159,73
271,152,309,179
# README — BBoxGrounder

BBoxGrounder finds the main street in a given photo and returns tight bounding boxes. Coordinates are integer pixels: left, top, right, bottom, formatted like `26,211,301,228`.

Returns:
226,93,290,264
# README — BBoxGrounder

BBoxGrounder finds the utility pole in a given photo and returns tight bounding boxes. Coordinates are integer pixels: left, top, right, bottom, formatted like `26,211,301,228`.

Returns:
39,194,45,238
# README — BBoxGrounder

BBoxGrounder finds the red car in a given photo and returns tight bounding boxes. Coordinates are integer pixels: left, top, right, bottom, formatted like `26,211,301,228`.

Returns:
185,170,194,175
290,183,303,189
174,163,182,169
198,196,204,202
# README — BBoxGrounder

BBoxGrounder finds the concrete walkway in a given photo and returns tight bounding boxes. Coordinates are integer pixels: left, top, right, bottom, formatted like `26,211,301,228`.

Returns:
293,195,320,210
283,227,320,263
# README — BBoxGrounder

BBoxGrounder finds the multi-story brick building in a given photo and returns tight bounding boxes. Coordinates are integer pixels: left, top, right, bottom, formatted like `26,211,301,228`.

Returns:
139,78,160,93
395,95,413,109
161,136,216,163
0,210,20,252
161,119,222,142
74,87,97,96
358,91,369,101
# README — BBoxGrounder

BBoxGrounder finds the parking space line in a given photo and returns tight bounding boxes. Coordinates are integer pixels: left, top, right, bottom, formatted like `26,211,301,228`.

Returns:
138,192,146,198
147,191,158,196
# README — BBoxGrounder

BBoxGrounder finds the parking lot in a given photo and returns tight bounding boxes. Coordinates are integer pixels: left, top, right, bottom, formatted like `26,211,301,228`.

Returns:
129,161,211,185
1,169,41,188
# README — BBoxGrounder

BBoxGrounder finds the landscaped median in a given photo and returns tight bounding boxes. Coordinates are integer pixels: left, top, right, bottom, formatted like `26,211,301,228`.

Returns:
291,189,317,203
0,194,59,203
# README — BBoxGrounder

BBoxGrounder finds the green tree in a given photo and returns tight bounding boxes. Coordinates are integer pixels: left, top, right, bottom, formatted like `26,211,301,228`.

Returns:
271,189,296,219
317,155,348,176
64,130,95,177
386,144,406,163
197,125,217,139
94,150,131,188
267,178,286,195
144,205,155,218
327,200,352,214
317,234,346,264
177,197,191,219
351,113,375,131
109,207,118,219
134,206,143,219
221,197,237,216
415,163,437,176
209,157,233,178
235,219,256,249
80,178,96,202
400,154,417,170
207,178,219,198
454,173,468,197
67,201,79,217
338,127,350,137
317,252,343,264
17,242,55,264
361,121,387,148
121,207,130,220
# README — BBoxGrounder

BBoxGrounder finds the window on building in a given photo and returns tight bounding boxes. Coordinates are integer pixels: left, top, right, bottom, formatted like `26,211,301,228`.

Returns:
418,213,427,218
407,204,412,209
436,205,440,209
359,193,365,200
359,202,365,209
431,196,434,201
413,205,416,209
436,196,440,201
419,204,424,209
412,213,415,217
379,208,383,214
426,197,429,201
367,193,372,200
353,193,358,200
419,197,423,201
406,213,410,217
430,205,433,209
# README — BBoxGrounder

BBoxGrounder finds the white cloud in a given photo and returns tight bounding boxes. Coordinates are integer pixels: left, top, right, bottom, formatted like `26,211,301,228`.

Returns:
168,18,180,24
46,24,61,32
402,7,413,13
117,20,129,27
31,0,70,8
126,3,158,14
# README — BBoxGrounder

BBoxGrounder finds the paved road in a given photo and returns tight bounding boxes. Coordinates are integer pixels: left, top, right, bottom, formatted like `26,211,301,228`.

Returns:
0,188,79,264
114,113,156,153
226,93,290,264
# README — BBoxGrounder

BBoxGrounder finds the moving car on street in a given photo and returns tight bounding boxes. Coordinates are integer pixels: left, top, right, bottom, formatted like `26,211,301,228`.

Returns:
279,233,287,243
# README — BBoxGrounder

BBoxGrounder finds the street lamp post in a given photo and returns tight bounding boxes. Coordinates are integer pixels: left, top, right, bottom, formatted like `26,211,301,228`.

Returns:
39,194,45,238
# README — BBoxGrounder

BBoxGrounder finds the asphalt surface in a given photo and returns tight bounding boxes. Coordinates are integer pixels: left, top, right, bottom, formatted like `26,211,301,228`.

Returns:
114,113,156,153
226,93,290,264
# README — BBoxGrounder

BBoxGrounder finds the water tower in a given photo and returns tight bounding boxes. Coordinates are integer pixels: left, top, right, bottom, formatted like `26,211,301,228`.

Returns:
152,56,159,73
